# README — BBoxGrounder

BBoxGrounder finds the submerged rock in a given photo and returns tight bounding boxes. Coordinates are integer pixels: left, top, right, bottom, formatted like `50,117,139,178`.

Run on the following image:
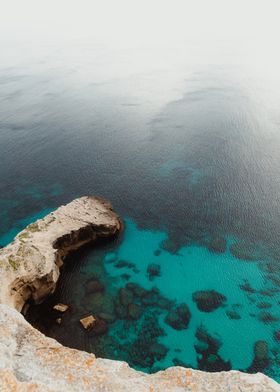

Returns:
165,303,191,330
147,263,161,280
258,312,279,323
195,326,231,372
149,343,168,360
207,236,227,253
192,290,227,312
226,310,241,320
257,302,272,309
248,340,270,373
115,260,136,269
85,278,105,295
127,303,142,320
230,242,263,261
119,288,134,306
273,330,280,342
0,305,278,391
240,281,256,293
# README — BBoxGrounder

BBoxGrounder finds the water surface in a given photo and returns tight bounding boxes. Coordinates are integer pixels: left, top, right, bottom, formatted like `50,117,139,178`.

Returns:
1,39,280,381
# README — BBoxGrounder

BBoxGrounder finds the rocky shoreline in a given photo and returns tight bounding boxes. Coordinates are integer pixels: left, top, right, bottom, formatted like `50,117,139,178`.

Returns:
0,196,279,391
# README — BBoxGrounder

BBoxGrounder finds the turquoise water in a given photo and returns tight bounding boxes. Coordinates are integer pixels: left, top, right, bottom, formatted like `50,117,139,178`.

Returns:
26,217,280,380
2,37,280,382
0,207,54,246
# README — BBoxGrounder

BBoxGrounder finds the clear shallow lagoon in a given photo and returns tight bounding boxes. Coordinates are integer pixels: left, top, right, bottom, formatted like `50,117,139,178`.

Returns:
2,38,280,381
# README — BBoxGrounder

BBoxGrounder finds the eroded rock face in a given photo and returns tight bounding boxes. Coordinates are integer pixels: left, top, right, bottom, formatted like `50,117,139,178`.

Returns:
0,196,279,391
0,305,279,392
0,196,121,311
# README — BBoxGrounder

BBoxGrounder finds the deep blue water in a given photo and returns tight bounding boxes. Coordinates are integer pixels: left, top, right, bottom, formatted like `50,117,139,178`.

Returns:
2,41,280,381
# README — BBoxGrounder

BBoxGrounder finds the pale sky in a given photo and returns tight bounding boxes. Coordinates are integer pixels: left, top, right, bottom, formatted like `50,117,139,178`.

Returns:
1,0,280,47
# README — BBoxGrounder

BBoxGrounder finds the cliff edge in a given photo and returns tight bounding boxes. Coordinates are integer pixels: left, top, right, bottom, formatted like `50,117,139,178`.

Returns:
0,197,279,391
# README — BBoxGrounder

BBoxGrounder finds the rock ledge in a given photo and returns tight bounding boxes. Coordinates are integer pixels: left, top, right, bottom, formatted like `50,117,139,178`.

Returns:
0,197,279,391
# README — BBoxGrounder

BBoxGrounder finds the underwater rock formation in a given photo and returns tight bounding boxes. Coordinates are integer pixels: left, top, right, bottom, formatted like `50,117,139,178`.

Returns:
192,290,227,312
0,197,279,391
165,303,191,330
207,236,227,253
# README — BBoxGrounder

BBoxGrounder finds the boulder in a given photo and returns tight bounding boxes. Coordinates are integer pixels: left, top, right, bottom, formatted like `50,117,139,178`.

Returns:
192,290,226,312
165,303,191,330
53,303,69,312
80,315,96,330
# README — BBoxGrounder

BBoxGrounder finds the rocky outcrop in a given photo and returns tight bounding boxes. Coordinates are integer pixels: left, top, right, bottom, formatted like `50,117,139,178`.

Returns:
0,304,279,391
0,196,121,311
0,196,279,391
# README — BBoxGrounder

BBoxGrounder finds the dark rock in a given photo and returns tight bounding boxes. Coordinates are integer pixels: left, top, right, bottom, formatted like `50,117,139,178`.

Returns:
115,260,136,269
257,302,272,309
195,326,231,372
125,283,147,298
127,303,142,320
98,312,116,323
208,237,226,253
128,316,165,368
160,238,180,254
273,331,280,342
154,249,161,256
248,340,269,373
165,303,191,330
85,279,104,295
149,343,168,360
226,310,241,320
258,312,278,323
119,288,134,306
88,318,108,336
240,282,256,293
157,298,173,310
259,288,279,297
230,242,259,261
192,290,226,312
121,273,131,280
147,263,161,280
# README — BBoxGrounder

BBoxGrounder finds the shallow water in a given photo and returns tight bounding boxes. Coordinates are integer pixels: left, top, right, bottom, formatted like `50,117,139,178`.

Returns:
2,39,280,380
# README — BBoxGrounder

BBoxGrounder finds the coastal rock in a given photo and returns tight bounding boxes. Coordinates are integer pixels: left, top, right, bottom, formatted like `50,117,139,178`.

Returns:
0,305,279,391
53,303,69,312
0,197,279,391
192,290,227,312
80,315,96,330
0,196,121,311
165,303,191,330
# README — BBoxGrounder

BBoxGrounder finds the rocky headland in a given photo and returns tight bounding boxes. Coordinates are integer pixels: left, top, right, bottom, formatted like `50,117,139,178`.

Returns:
0,196,279,391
